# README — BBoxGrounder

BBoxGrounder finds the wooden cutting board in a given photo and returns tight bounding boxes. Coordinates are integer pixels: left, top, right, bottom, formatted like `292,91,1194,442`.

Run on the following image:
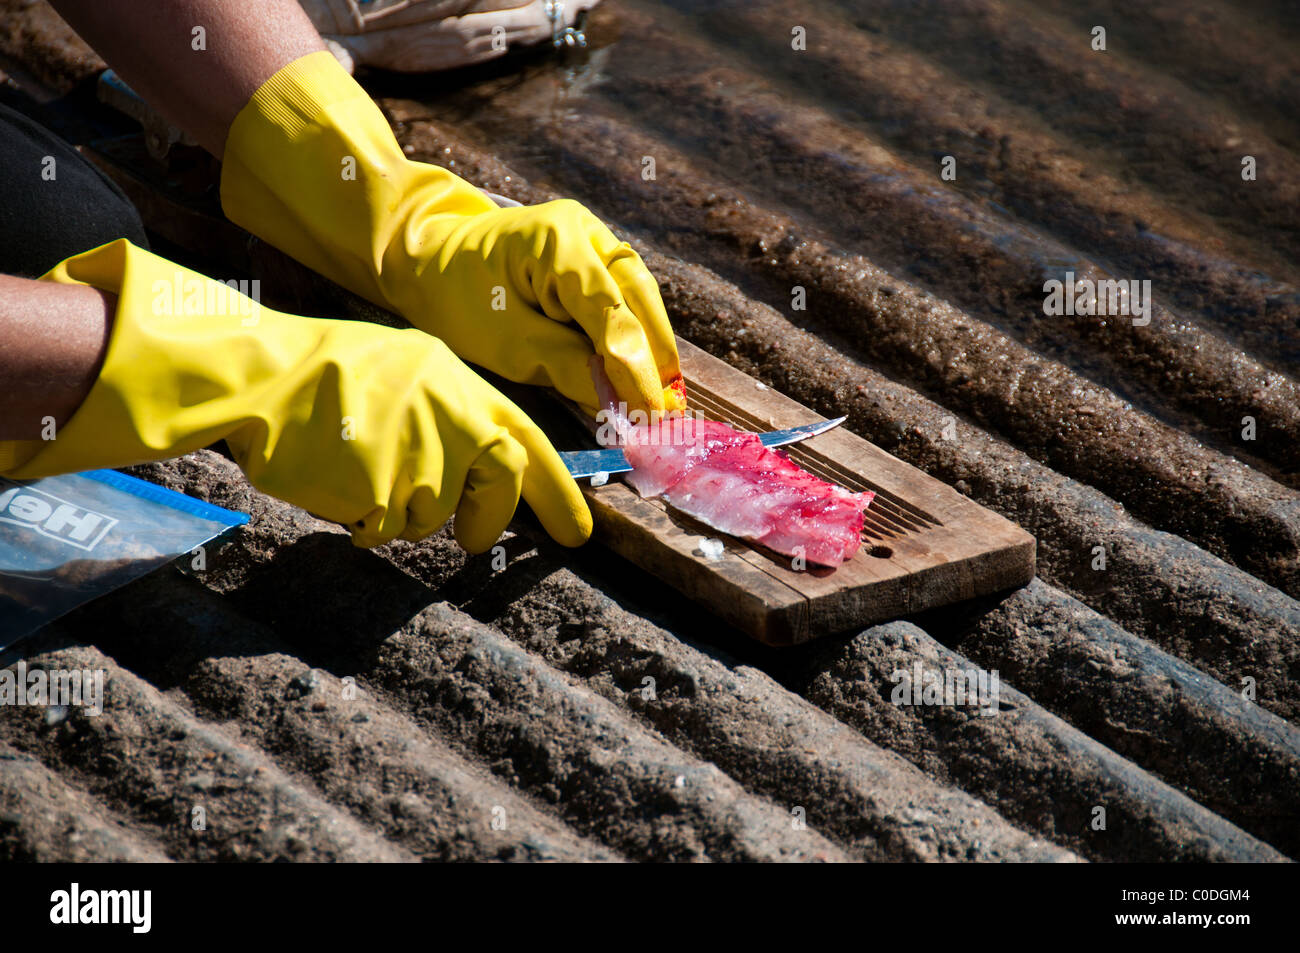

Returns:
582,340,1035,645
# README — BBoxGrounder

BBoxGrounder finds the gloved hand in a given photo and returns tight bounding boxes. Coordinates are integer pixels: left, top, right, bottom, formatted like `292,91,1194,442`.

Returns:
0,239,591,551
299,0,603,74
220,50,685,419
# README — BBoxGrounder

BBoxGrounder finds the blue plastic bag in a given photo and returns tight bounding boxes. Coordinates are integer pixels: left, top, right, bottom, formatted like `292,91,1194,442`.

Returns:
0,469,248,650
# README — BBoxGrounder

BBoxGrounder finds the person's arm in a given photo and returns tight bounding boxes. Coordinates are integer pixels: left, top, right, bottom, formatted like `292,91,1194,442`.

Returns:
49,0,324,158
0,276,113,439
4,241,591,550
52,0,684,415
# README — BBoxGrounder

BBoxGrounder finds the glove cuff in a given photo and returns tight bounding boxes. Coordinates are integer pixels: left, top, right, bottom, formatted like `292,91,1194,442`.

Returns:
229,49,363,142
5,240,281,481
2,239,132,478
219,49,496,317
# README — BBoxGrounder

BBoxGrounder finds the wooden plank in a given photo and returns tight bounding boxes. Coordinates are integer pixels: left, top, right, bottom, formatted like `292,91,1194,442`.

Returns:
579,340,1035,645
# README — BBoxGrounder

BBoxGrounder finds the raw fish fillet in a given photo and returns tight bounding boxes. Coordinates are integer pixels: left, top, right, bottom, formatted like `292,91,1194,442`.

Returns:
622,418,872,566
589,359,872,567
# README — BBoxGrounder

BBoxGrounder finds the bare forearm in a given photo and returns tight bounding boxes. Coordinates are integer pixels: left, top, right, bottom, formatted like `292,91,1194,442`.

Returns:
0,277,114,440
50,0,324,158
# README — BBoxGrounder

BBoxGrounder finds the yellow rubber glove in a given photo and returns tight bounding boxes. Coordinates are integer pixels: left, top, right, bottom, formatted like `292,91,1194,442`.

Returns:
219,50,685,418
0,240,591,552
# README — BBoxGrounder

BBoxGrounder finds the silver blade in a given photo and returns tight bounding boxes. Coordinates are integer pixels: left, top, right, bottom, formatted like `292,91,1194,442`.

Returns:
559,446,636,480
560,416,847,479
759,416,848,449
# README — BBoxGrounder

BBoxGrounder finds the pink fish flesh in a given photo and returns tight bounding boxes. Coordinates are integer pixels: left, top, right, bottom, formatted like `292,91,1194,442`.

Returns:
587,356,871,566
621,416,873,567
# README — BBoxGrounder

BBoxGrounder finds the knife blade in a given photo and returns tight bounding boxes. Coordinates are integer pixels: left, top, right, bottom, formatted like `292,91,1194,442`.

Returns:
560,416,847,479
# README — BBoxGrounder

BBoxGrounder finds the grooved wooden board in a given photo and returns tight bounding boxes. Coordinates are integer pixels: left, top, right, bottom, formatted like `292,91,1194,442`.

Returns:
582,340,1035,645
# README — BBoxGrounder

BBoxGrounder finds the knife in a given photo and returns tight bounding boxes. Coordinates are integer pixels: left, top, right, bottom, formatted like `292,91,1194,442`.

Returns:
560,416,848,479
